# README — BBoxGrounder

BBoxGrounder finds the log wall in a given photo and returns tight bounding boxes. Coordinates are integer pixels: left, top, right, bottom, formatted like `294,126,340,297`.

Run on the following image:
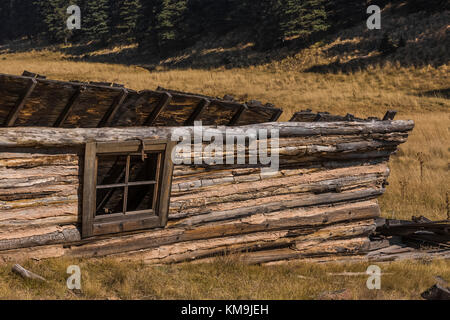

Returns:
0,122,414,264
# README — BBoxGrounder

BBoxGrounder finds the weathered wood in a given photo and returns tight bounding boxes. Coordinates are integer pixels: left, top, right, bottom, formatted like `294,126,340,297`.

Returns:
0,200,378,257
22,71,46,79
368,244,450,262
97,88,129,127
53,86,86,127
82,142,96,238
0,121,414,147
12,264,46,281
117,235,371,265
5,78,37,127
421,276,450,300
185,99,210,126
144,92,172,126
3,73,282,128
65,200,379,258
235,238,371,265
0,116,414,264
383,110,397,121
0,226,80,251
173,187,383,227
228,104,248,125
421,283,450,300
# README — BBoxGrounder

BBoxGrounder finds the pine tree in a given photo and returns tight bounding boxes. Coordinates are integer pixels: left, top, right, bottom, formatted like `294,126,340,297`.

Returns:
38,0,74,44
84,0,110,44
136,0,162,52
116,0,141,43
155,0,188,55
279,0,329,38
137,0,188,56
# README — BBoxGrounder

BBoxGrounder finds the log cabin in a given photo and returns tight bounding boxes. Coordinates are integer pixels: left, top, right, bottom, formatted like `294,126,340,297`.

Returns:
0,72,414,264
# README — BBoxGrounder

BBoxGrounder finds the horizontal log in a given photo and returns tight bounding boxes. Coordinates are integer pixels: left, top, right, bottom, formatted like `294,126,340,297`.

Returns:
0,184,78,202
173,187,383,226
0,225,80,251
0,121,414,147
65,200,379,258
170,176,386,218
0,244,65,263
0,194,78,211
117,231,372,265
236,237,371,265
0,203,78,223
170,163,388,202
0,153,78,168
0,215,78,238
0,199,379,259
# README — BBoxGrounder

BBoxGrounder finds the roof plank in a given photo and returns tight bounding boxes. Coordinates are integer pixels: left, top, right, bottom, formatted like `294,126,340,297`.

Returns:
4,78,37,127
144,92,172,126
97,89,129,127
54,86,86,127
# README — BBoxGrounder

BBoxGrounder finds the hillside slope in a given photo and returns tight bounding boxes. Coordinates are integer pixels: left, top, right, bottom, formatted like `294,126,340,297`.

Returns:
150,5,449,71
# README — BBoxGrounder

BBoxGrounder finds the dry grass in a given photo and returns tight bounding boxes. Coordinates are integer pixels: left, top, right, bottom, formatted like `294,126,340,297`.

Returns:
0,257,448,300
0,17,448,299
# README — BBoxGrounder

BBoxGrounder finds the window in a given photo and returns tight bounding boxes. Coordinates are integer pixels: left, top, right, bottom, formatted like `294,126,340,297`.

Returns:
82,139,176,238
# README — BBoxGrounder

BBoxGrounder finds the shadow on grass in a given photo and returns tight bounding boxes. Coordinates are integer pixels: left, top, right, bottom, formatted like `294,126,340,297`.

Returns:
419,88,450,99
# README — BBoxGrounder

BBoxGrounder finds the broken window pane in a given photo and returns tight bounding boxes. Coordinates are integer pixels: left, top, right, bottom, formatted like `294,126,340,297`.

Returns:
97,154,127,186
96,187,124,216
126,185,156,213
128,153,159,182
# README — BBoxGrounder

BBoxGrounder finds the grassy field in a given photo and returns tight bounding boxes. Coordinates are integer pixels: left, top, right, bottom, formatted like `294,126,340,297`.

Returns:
0,27,448,299
0,257,449,300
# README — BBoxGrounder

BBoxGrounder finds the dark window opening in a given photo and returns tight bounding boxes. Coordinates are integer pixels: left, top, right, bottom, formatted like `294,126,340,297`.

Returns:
82,140,176,238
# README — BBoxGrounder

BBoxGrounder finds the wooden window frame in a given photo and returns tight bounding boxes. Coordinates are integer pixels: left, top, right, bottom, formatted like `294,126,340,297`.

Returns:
82,139,176,238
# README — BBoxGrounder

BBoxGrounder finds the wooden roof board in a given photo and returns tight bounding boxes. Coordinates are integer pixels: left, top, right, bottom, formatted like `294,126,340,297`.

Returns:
0,73,284,128
236,105,283,125
0,74,31,124
289,110,395,122
15,81,81,126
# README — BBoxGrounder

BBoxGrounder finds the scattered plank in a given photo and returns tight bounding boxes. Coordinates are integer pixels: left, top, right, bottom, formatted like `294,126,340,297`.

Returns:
421,277,450,300
12,264,46,282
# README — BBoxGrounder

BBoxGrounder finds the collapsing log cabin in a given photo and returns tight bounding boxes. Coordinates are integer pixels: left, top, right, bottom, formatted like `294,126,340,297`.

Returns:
0,72,415,264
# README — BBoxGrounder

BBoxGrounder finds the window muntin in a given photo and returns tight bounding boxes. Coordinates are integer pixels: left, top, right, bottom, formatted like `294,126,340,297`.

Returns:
82,140,175,238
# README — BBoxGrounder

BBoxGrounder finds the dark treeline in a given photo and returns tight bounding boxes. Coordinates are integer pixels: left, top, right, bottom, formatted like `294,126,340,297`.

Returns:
0,0,446,56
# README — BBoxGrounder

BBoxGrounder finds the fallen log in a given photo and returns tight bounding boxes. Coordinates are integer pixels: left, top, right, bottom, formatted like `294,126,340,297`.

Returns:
12,264,46,281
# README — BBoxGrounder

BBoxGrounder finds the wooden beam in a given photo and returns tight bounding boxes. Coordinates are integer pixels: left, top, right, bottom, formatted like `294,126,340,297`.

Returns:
383,110,397,121
54,86,86,127
82,142,97,238
4,78,37,127
0,121,415,147
97,89,128,127
269,108,283,122
185,98,210,126
144,92,172,126
22,71,46,79
228,104,248,126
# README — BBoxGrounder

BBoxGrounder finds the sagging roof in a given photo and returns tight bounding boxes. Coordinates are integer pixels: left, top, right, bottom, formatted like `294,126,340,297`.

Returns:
0,72,283,128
